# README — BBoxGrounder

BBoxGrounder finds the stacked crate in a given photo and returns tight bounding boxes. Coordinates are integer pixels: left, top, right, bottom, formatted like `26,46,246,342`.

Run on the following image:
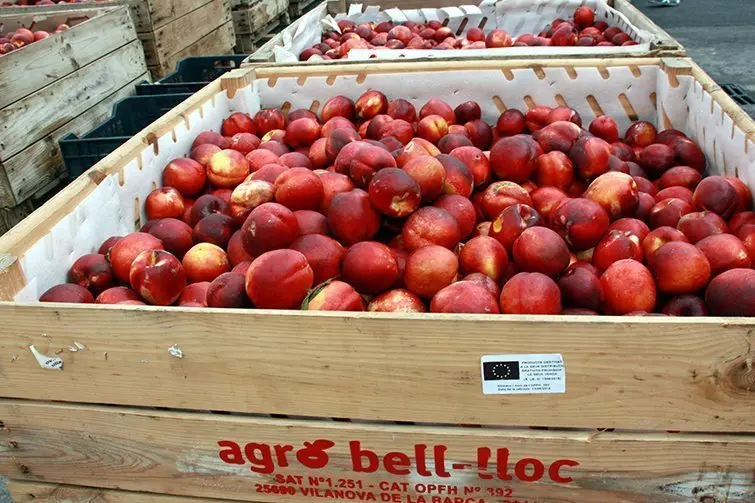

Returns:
0,5,147,234
232,0,289,53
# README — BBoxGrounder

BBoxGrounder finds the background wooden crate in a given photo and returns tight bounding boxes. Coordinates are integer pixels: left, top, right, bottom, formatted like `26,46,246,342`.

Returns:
0,58,752,502
0,6,148,227
233,0,290,54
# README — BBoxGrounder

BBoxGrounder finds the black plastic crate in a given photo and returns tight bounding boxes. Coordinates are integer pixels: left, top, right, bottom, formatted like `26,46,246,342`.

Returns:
60,93,192,179
721,83,755,106
136,55,248,95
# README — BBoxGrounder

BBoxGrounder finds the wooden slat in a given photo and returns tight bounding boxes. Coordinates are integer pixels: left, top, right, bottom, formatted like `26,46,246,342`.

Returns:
6,480,245,503
233,0,288,35
147,0,216,32
0,304,752,432
2,73,148,206
148,20,236,78
142,0,232,68
0,7,136,111
0,400,753,502
0,40,146,163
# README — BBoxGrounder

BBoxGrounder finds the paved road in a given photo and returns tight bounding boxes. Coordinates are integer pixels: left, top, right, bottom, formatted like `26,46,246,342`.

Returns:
635,0,755,117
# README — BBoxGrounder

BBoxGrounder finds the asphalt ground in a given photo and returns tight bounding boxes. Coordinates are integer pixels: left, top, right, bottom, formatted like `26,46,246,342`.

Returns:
0,1,752,501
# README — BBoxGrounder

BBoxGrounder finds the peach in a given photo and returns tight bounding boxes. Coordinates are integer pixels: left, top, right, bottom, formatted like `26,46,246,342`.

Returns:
550,198,610,251
342,242,398,294
308,138,330,170
129,250,186,305
481,181,532,220
241,202,300,256
725,176,753,213
624,121,657,147
388,25,413,45
608,218,650,242
110,232,164,283
705,268,755,316
192,131,229,150
473,221,492,237
420,99,455,123
279,152,313,169
319,172,355,212
396,138,440,167
495,110,526,138
463,272,501,300
573,6,595,28
321,96,356,123
368,289,426,313
488,204,543,252
417,115,449,144
659,166,702,190
599,259,656,314
490,135,542,182
551,24,577,46
366,115,393,140
205,272,247,308
182,243,230,283
287,109,318,123
211,188,233,206
486,29,513,48
193,214,235,247
355,90,388,119
96,286,144,305
450,146,490,187
246,249,313,309
588,115,619,143
144,187,184,221
739,223,755,265
228,133,261,155
229,179,275,224
290,234,346,285
434,194,476,238
431,281,500,314
583,172,639,220
438,154,474,197
222,112,256,136
259,140,290,157
532,121,582,155
98,236,122,259
610,142,636,162
294,210,328,235
254,109,286,135
261,129,286,143
454,101,481,124
500,272,561,314
677,211,727,243
335,141,397,188
250,163,289,184
306,281,365,311
40,284,95,303
695,234,751,276
207,149,250,187
189,194,230,227
405,245,459,298
387,98,417,122
655,186,694,205
380,119,414,146
459,236,508,282
273,167,324,211
402,206,461,251
569,136,611,180
546,106,582,127
402,155,446,202
611,32,632,45
649,198,693,229
592,230,642,272
464,120,493,150
231,261,252,275
465,27,486,42
68,254,113,294
638,143,675,175
633,176,657,197
730,212,755,235
512,227,570,278
530,187,568,221
648,241,711,295
670,137,706,173
535,151,574,191
322,116,357,138
661,295,708,316
245,149,280,172
367,168,421,218
327,189,381,245
438,134,473,154
163,158,207,197
641,226,689,259
145,218,194,259
227,230,253,266
390,247,408,286
558,264,602,311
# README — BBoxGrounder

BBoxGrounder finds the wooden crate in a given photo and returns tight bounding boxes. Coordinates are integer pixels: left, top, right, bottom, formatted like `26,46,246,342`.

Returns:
233,0,290,54
244,0,684,64
0,57,753,502
288,0,320,17
0,6,148,213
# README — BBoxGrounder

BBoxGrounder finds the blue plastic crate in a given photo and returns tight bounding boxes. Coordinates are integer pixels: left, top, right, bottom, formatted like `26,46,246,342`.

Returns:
136,55,248,95
60,93,192,179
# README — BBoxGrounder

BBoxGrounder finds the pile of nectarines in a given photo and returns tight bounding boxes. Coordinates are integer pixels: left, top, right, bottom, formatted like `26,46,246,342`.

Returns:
0,22,69,55
299,7,637,61
39,90,754,316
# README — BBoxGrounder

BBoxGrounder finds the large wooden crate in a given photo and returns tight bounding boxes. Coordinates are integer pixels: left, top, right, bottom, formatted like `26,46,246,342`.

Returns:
0,6,148,220
0,57,753,502
233,0,290,54
245,0,684,64
2,0,235,79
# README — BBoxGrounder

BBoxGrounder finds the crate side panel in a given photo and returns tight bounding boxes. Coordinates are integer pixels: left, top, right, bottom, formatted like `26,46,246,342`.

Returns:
149,21,236,78
0,401,753,502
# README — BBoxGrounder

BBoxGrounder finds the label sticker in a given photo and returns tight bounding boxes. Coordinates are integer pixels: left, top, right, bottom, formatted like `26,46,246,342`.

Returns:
481,354,565,395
